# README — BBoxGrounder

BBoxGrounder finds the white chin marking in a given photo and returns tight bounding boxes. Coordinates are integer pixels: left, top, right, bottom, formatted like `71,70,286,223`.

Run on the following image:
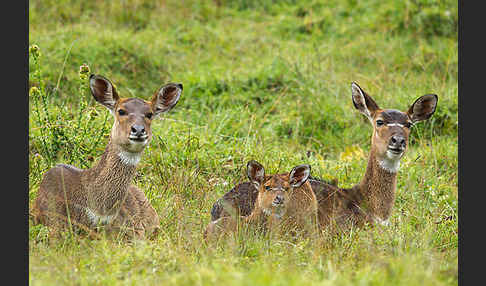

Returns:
127,139,148,152
386,150,403,160
118,150,141,166
378,151,401,173
262,208,283,219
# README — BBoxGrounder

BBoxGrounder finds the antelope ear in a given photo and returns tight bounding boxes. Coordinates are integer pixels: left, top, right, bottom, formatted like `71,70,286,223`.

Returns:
289,164,311,188
151,83,183,117
247,160,265,188
351,82,380,122
89,74,120,112
407,94,438,123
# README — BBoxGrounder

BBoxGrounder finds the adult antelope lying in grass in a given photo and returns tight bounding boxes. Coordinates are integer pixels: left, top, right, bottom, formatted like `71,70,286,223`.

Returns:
208,82,437,235
311,82,437,233
205,160,318,240
31,75,183,239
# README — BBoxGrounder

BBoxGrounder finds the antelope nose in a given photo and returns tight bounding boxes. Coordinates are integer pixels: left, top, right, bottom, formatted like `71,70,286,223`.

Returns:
130,125,146,137
273,195,284,205
390,135,406,148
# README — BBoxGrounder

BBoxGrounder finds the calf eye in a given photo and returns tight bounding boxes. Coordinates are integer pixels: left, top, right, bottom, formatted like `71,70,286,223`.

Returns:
265,186,270,191
146,113,153,119
376,120,384,126
118,109,127,116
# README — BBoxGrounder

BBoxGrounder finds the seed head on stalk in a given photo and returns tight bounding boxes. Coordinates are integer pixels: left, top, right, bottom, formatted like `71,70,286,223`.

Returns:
29,44,41,60
79,63,90,81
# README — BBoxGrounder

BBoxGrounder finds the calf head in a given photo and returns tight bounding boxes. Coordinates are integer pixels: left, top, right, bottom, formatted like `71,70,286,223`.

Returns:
247,160,311,219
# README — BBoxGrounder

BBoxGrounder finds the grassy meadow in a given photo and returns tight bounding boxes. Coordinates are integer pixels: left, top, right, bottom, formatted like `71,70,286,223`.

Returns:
29,0,458,285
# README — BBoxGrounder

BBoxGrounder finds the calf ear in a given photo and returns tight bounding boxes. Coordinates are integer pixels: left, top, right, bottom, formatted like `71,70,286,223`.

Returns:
151,83,183,117
247,160,265,188
89,74,120,112
289,164,311,188
407,94,438,123
351,82,380,122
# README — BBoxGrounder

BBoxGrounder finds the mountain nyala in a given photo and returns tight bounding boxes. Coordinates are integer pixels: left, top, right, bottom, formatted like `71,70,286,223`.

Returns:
32,75,183,239
205,160,319,240
208,82,437,234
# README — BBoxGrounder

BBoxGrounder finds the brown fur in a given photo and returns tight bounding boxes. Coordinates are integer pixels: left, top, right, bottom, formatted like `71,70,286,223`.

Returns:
204,163,318,241
31,75,182,239
313,153,399,233
210,182,259,221
205,83,438,236
246,173,318,235
209,176,337,223
313,82,437,233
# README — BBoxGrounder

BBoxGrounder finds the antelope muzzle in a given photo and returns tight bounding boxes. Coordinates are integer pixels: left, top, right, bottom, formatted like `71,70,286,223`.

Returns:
272,193,285,207
129,124,148,142
388,134,406,155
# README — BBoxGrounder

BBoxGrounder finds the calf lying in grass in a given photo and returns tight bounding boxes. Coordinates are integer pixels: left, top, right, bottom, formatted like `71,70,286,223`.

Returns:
204,160,318,240
206,82,438,235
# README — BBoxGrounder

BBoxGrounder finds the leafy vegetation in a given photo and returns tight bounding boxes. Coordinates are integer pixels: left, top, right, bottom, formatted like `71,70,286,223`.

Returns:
29,0,457,285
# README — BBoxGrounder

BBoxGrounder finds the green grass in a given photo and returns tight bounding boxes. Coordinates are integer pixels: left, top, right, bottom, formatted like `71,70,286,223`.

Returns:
29,0,458,285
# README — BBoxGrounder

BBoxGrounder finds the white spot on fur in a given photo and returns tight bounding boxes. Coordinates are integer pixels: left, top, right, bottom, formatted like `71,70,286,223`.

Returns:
118,151,141,166
386,123,404,127
262,208,283,219
85,208,116,225
374,216,390,226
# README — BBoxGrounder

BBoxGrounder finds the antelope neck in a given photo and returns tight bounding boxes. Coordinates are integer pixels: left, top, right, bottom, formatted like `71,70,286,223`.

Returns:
354,151,398,222
82,141,140,215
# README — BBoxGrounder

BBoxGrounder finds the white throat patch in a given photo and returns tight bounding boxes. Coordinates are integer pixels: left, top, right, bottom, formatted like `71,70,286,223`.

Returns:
118,151,141,166
378,154,401,173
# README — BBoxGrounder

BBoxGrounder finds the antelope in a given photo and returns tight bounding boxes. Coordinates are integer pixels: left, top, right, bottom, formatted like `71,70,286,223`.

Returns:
210,182,258,222
206,82,438,234
312,82,438,232
204,160,318,240
31,74,183,239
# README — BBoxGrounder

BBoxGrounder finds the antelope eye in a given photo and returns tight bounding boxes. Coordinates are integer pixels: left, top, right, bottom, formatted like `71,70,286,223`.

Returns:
405,122,412,128
376,119,384,126
265,186,271,191
118,109,127,116
146,113,153,119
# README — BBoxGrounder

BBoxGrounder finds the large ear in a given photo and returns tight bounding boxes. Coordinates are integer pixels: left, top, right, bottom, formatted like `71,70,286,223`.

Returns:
151,83,183,117
289,164,311,188
407,94,438,123
351,82,380,122
89,74,120,112
247,160,265,188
